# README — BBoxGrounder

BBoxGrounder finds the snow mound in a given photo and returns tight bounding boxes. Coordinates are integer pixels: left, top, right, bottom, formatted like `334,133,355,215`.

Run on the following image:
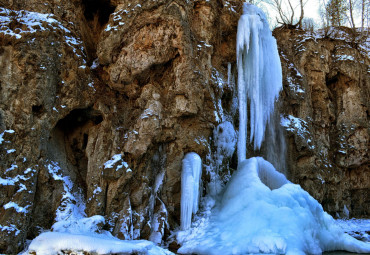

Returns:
25,232,173,255
178,157,370,255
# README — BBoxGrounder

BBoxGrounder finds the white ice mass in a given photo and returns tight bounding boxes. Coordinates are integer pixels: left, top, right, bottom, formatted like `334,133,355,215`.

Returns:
237,3,282,161
181,152,203,230
177,3,370,255
178,157,370,254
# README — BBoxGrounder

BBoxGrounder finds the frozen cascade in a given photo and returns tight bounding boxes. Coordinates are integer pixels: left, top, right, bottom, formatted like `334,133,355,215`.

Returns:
177,3,370,255
237,3,282,162
181,152,202,230
178,157,370,255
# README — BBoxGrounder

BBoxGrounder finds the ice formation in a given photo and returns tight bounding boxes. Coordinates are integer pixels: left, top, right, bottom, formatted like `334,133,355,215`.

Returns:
178,157,370,255
178,3,370,255
181,152,202,230
237,3,282,162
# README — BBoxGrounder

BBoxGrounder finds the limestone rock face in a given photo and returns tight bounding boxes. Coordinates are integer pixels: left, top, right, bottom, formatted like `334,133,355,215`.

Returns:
0,0,243,253
275,27,369,218
0,0,369,253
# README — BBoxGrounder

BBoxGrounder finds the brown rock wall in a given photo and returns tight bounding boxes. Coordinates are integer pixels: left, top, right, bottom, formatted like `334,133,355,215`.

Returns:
0,0,244,253
275,27,369,218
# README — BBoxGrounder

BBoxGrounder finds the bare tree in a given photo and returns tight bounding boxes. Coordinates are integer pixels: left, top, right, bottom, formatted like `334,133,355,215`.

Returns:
341,0,369,41
269,0,306,28
325,0,348,26
302,17,315,31
344,0,369,29
347,0,356,28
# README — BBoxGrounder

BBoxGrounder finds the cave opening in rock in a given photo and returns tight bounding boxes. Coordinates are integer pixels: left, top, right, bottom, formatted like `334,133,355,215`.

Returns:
29,107,103,240
32,104,44,117
80,0,116,63
82,0,115,27
50,107,103,194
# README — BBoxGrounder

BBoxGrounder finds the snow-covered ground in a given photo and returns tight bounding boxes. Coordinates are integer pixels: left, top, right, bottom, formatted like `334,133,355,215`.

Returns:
336,219,370,242
21,160,173,255
22,232,173,255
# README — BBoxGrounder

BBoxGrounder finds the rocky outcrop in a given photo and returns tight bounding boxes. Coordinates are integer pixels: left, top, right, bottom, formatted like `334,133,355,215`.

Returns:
0,0,368,253
0,0,243,253
275,27,369,218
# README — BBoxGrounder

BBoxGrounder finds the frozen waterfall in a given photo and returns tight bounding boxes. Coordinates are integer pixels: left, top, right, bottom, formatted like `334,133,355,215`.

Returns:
177,3,370,255
181,152,202,230
178,157,370,255
237,3,282,162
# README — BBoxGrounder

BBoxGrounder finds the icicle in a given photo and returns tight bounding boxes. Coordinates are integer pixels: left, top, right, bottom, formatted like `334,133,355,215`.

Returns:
180,152,202,230
237,3,282,162
227,62,231,86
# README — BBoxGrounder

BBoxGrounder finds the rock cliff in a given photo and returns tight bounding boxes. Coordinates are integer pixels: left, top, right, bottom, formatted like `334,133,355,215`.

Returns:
275,27,369,218
0,0,368,253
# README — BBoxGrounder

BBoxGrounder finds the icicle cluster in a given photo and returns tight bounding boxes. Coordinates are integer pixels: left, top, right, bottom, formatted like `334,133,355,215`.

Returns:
237,3,282,162
180,152,202,230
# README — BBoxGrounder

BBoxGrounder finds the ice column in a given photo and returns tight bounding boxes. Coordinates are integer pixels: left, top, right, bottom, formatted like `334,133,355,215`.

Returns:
180,152,202,230
237,4,283,162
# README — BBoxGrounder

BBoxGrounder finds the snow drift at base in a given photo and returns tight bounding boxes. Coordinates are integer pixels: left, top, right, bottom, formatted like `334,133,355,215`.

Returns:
25,232,173,255
177,157,370,255
21,161,173,255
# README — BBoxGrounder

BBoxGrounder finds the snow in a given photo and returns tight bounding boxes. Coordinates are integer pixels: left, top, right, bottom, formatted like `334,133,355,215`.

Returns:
181,152,202,230
213,122,237,159
178,157,370,255
0,129,14,144
281,114,315,149
24,232,173,255
3,201,29,214
90,59,99,69
287,76,305,93
0,177,15,186
211,68,226,122
5,164,17,172
0,167,35,188
47,161,87,234
104,154,131,172
0,224,20,236
87,82,96,91
336,54,355,61
237,3,282,162
194,136,207,146
93,187,102,195
104,4,142,33
213,122,237,175
23,160,173,255
336,219,370,242
104,154,122,168
0,8,86,62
